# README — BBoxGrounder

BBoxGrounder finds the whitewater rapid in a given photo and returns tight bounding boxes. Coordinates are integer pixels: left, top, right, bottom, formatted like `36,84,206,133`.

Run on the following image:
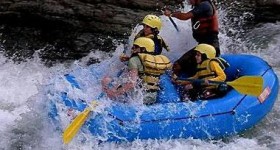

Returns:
0,9,279,150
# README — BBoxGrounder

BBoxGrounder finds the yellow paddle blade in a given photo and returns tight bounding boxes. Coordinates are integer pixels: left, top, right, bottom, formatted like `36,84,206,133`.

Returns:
227,76,263,96
62,101,98,144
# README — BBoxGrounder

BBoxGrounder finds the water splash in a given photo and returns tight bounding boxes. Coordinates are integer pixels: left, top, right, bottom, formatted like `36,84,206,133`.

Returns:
0,5,280,150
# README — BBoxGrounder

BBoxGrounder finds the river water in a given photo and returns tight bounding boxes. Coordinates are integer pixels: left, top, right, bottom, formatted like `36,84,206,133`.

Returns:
0,6,279,150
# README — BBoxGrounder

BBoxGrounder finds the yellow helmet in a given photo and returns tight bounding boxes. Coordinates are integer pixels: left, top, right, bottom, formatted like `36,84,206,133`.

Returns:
142,15,162,30
194,44,216,59
133,37,155,53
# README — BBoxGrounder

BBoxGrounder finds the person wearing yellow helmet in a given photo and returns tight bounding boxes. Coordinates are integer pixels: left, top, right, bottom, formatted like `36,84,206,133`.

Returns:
173,44,227,101
137,14,170,55
120,15,170,62
102,37,171,104
194,43,216,59
141,14,162,30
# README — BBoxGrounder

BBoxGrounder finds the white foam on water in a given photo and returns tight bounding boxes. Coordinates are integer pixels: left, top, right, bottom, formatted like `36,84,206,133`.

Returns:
0,6,280,150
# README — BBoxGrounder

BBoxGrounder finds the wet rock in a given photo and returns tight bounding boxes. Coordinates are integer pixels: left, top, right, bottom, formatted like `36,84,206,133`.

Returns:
0,0,279,65
255,0,280,22
0,0,183,65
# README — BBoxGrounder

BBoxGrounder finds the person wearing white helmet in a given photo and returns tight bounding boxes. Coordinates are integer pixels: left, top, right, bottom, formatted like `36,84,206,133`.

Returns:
174,44,227,101
120,15,170,62
103,37,171,104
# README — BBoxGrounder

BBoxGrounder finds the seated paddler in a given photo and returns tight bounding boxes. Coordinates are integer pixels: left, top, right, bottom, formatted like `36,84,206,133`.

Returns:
173,44,228,101
102,37,172,105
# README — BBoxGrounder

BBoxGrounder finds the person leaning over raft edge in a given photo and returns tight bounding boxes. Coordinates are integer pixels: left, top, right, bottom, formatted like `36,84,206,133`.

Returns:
120,14,170,62
163,0,221,78
102,37,172,105
173,44,228,101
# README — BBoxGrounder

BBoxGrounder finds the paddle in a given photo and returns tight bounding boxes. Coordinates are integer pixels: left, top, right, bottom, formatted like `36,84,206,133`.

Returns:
62,100,98,144
177,76,263,97
62,53,128,144
168,17,179,32
162,7,179,32
62,23,141,143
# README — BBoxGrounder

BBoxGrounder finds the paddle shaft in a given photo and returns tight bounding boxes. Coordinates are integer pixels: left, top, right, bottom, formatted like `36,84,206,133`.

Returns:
161,6,179,32
178,76,263,96
169,17,179,32
62,67,125,144
62,101,98,144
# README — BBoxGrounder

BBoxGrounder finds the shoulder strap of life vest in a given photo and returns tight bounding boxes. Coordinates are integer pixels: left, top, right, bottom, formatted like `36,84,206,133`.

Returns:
208,57,230,71
146,34,166,55
153,34,163,55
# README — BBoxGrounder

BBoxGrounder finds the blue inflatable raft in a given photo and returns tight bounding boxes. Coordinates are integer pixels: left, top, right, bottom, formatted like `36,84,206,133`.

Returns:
49,54,279,143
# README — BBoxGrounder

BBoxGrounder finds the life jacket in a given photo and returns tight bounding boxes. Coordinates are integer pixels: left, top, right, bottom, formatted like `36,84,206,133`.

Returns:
191,0,219,36
196,57,229,79
189,57,228,99
208,57,230,71
147,34,170,55
135,30,170,55
138,53,172,91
